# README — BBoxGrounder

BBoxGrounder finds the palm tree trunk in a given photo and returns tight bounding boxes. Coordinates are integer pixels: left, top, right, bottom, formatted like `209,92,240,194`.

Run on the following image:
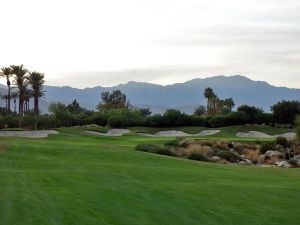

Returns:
19,93,24,128
14,99,16,113
7,84,11,114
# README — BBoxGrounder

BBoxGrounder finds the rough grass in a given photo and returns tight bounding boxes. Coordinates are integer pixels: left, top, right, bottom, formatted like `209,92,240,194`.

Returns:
129,126,206,134
83,126,109,133
0,128,299,225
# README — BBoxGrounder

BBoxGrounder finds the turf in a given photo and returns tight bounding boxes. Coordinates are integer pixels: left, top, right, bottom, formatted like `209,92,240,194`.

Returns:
129,126,207,134
0,128,299,225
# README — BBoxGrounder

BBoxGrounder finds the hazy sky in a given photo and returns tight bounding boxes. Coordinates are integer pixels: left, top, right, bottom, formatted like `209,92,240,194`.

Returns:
1,0,299,88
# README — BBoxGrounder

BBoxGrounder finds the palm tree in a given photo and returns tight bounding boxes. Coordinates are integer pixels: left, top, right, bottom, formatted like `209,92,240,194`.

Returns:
204,87,215,114
26,71,45,129
1,67,12,113
224,98,235,112
26,71,45,115
11,64,28,127
11,91,18,113
24,88,34,113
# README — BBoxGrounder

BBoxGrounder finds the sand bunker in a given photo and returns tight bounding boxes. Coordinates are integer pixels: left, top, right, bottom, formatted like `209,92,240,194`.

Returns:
236,131,296,139
84,129,130,137
138,130,220,137
0,130,58,138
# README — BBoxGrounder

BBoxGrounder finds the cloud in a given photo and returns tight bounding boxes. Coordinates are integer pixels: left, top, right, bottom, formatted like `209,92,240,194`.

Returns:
0,0,299,88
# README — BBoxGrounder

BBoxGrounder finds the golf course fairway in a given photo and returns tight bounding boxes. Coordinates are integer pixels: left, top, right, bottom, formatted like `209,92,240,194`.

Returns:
0,128,299,225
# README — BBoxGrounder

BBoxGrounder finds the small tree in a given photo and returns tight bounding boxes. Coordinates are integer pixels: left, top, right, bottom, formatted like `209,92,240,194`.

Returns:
139,108,152,117
97,90,127,111
194,105,206,116
271,100,300,125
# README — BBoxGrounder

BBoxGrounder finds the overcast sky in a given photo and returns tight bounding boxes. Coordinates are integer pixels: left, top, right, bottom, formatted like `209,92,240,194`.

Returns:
0,0,299,88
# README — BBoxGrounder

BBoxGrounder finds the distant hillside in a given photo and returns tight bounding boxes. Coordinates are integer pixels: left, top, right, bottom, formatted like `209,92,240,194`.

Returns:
1,75,299,114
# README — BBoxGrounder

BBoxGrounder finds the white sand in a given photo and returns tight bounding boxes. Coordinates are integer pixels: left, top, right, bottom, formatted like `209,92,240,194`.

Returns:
236,131,296,139
0,130,58,138
138,130,220,137
84,129,130,137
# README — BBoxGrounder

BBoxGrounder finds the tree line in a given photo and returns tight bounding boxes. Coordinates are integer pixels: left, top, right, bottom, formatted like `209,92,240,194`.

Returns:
0,65,45,129
0,73,299,129
33,89,299,129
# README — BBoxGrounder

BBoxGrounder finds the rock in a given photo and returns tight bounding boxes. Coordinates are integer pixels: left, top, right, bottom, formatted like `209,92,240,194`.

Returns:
238,161,247,165
212,156,221,161
295,155,300,160
277,161,292,168
265,150,283,158
260,165,277,168
275,161,281,166
241,155,245,158
243,159,252,164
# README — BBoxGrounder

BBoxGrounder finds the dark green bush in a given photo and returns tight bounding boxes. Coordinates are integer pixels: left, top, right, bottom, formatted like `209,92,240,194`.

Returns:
276,137,288,148
0,115,19,129
135,144,176,157
187,153,211,162
216,150,242,163
164,138,183,147
260,142,276,154
20,115,35,129
37,115,56,129
190,115,206,126
288,159,298,167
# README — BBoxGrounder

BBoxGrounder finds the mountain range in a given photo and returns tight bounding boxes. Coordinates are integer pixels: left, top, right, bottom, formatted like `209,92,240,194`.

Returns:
0,75,299,114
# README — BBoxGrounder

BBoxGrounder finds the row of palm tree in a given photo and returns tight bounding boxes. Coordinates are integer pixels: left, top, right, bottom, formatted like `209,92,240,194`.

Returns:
204,87,235,115
0,65,45,128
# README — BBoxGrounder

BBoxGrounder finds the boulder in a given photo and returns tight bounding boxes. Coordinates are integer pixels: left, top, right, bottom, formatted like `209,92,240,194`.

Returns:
243,159,252,164
277,161,292,168
260,165,277,168
212,156,221,161
238,161,247,165
265,150,283,158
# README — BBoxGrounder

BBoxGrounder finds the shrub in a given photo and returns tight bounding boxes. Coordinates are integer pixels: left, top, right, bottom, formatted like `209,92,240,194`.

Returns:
190,115,206,126
0,115,19,129
288,159,298,167
207,112,247,127
244,150,259,164
187,153,211,162
135,144,176,157
184,145,213,157
164,139,181,147
20,115,35,129
259,142,276,154
37,115,56,129
216,150,242,163
276,137,288,148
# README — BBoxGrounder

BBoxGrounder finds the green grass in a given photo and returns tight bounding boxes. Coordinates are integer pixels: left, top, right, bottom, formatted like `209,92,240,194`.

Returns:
83,126,109,133
1,128,28,131
0,128,299,225
129,126,206,134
